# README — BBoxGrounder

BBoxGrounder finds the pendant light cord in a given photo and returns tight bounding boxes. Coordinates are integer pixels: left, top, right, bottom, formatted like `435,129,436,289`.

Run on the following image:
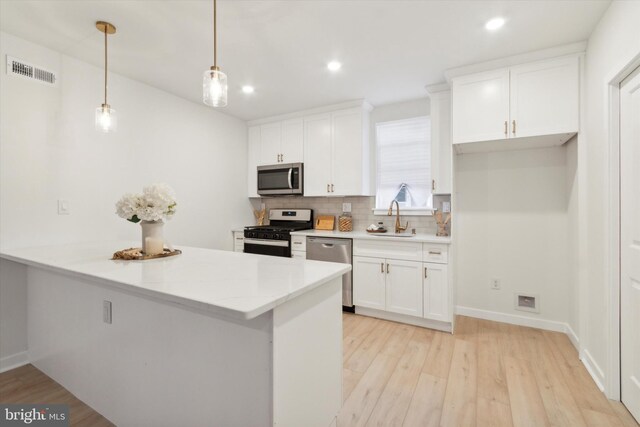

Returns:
104,27,108,105
213,0,217,68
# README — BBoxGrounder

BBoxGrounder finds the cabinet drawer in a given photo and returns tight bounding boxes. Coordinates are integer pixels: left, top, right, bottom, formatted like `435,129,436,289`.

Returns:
422,244,448,264
291,251,306,260
292,235,306,251
353,240,422,261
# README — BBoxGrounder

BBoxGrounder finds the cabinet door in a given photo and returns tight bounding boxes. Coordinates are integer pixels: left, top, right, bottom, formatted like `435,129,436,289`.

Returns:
331,108,363,196
304,114,332,196
510,56,579,138
385,259,423,317
430,91,452,194
423,263,449,322
452,68,510,144
247,126,260,197
353,256,386,310
281,119,304,164
259,122,281,165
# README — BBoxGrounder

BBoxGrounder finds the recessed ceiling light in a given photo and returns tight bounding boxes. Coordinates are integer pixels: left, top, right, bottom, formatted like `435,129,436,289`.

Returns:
327,61,342,72
242,85,255,94
485,17,505,31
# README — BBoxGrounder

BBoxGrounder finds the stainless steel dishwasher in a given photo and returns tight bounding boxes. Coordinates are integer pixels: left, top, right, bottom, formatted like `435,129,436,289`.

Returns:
306,237,353,310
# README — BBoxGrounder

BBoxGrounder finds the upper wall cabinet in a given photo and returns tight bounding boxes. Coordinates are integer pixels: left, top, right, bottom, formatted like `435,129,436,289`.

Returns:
304,104,372,197
452,55,580,154
428,88,453,195
251,120,304,168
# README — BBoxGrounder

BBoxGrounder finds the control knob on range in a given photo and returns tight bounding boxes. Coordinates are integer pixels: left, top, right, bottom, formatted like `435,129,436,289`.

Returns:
274,234,280,240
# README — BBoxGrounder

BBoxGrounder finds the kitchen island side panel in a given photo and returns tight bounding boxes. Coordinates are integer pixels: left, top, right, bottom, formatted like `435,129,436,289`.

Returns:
27,267,273,427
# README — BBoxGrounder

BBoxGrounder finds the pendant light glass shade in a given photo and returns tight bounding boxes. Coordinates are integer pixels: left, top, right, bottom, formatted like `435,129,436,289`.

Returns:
95,104,117,133
203,68,227,107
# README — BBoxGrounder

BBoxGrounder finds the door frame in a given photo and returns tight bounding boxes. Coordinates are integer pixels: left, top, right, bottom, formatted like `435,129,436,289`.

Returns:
606,51,640,401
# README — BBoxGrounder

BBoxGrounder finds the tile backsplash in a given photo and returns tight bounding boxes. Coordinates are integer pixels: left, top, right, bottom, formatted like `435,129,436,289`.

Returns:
252,196,449,235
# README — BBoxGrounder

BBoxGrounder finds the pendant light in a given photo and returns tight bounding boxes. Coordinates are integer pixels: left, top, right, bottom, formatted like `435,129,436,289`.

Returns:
95,21,117,133
202,0,227,107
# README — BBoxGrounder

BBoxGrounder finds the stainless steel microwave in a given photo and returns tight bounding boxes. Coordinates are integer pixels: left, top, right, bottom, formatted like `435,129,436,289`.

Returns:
257,163,303,196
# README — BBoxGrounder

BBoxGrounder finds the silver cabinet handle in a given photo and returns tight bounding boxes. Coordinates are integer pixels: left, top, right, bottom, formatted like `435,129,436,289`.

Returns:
381,263,384,273
424,267,428,279
428,251,442,255
331,184,334,192
293,241,302,245
327,184,330,193
386,263,390,274
287,168,293,189
280,153,284,162
504,120,508,136
512,120,516,135
235,237,244,240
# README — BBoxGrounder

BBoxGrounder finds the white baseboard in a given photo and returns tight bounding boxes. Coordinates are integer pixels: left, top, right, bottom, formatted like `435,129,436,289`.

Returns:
456,305,568,333
0,351,28,373
355,307,452,333
581,349,605,392
565,323,580,351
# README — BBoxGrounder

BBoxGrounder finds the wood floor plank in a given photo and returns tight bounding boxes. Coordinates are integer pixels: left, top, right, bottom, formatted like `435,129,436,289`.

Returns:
343,368,363,403
477,396,514,427
531,338,587,427
422,330,455,379
344,320,396,373
477,319,510,406
582,408,625,427
378,323,416,358
365,333,430,426
440,338,478,427
338,353,400,427
402,373,447,427
609,401,640,427
504,356,551,427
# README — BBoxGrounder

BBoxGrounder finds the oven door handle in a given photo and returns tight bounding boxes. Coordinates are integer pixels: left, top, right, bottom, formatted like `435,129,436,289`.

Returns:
288,168,293,189
244,238,289,248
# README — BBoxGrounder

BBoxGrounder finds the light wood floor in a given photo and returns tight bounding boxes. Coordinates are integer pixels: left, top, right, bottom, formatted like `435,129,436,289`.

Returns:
339,314,638,427
0,363,113,426
0,315,637,427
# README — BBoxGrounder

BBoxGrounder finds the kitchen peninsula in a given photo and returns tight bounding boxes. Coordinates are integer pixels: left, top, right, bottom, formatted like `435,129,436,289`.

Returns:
0,242,350,427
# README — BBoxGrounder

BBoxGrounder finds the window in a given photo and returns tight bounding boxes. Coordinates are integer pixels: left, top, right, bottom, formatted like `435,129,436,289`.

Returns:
375,116,432,212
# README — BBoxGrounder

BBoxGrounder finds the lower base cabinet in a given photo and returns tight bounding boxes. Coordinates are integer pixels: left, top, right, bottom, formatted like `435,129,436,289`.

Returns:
353,252,451,324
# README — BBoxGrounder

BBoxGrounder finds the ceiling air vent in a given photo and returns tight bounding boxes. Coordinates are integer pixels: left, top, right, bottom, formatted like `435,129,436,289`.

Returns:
6,56,57,85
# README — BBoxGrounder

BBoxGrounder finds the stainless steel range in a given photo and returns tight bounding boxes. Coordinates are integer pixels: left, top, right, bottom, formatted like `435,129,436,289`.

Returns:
243,209,313,257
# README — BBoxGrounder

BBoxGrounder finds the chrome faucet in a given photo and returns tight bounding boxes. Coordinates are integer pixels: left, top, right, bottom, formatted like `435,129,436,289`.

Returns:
387,200,409,234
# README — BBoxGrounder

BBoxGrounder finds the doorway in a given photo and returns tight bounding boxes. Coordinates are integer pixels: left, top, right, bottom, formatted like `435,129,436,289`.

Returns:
620,65,640,422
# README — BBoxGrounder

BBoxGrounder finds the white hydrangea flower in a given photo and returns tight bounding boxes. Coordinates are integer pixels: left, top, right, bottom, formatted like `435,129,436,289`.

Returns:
115,184,177,223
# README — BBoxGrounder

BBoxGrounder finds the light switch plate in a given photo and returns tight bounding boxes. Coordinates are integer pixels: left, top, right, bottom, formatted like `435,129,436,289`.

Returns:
57,199,70,215
342,203,352,213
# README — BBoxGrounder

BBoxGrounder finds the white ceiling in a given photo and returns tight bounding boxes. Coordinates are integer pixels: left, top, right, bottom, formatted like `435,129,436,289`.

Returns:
0,0,610,121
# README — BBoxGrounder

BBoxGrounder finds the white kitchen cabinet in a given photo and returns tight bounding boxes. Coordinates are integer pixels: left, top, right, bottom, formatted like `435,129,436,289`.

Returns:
509,56,579,138
452,68,510,144
423,263,449,322
247,126,260,198
353,256,386,310
385,259,423,317
280,119,304,164
259,122,282,165
304,104,371,197
452,55,579,152
428,88,453,195
303,113,333,196
232,231,245,253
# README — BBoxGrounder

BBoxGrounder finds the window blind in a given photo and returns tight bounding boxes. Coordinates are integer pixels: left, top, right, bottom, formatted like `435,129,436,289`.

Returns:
375,116,432,209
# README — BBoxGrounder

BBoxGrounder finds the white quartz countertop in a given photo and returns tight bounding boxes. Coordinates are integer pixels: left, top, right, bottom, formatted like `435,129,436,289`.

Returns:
290,229,451,244
0,241,351,320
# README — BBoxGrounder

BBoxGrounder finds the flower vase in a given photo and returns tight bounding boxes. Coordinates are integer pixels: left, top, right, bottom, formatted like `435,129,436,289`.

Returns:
140,220,164,255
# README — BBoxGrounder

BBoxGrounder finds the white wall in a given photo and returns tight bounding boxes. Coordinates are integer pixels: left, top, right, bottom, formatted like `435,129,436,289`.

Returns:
0,32,253,365
455,146,572,327
581,0,640,396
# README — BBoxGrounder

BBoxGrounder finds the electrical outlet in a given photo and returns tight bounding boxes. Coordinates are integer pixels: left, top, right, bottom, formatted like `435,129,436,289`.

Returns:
57,199,70,215
342,203,352,213
442,201,451,213
490,278,501,290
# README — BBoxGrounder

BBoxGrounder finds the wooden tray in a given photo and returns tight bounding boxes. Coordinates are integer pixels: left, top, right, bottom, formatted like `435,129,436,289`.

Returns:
111,247,182,261
366,229,388,234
